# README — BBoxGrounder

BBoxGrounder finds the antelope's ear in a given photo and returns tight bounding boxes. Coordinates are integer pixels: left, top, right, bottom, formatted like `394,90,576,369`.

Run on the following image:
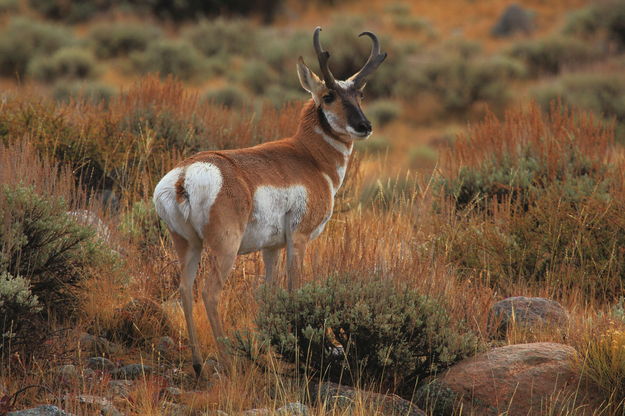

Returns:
297,57,325,104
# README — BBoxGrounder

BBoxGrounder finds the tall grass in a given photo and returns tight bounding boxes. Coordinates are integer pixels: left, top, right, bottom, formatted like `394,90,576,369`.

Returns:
1,78,622,413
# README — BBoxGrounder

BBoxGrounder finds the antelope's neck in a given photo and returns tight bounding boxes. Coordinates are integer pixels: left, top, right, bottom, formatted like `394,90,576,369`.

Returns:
294,100,353,193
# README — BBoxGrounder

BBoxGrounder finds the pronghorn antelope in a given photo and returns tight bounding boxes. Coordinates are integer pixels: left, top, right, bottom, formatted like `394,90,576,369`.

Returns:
153,26,386,376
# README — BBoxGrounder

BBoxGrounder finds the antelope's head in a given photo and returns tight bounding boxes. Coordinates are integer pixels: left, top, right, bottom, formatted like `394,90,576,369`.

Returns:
297,27,387,141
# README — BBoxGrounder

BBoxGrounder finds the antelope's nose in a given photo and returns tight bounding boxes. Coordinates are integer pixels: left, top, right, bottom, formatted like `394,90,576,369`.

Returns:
355,120,372,135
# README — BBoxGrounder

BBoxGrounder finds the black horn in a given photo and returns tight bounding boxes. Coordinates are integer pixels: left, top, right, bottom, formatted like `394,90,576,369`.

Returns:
313,27,337,90
348,31,387,88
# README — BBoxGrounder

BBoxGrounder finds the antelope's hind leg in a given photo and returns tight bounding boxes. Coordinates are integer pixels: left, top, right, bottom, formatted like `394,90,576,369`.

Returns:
200,224,245,373
262,247,280,285
171,231,204,378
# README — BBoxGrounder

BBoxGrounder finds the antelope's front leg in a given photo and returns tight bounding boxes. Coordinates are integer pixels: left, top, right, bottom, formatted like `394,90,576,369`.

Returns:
286,231,307,292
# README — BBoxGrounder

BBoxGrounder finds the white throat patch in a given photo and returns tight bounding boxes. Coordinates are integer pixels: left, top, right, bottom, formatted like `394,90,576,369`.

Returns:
314,126,352,157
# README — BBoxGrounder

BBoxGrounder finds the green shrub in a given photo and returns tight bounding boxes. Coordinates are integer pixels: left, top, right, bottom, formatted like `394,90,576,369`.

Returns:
393,15,435,37
563,1,625,49
131,39,206,81
434,104,624,298
408,145,438,169
52,81,116,104
366,100,402,127
354,136,391,155
28,47,99,82
237,60,279,94
184,18,257,58
203,85,249,108
359,176,420,210
28,0,110,22
0,185,108,318
0,272,42,347
439,135,609,212
256,277,479,396
89,21,162,59
401,52,523,113
263,85,306,108
0,0,18,13
533,73,625,142
0,17,75,77
507,35,598,76
119,200,168,251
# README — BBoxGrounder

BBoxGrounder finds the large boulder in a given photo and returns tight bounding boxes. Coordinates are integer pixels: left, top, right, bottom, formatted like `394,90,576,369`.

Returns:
415,343,602,415
489,296,568,337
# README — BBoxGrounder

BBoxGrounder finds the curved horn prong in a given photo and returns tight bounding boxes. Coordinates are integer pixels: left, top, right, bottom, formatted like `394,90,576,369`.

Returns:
313,27,337,89
349,31,387,88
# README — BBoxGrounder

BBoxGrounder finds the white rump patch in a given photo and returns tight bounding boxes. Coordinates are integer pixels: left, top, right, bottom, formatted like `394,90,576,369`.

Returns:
184,162,223,239
239,185,308,254
153,162,223,241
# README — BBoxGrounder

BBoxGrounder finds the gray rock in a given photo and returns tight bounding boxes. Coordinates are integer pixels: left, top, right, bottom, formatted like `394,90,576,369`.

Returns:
107,380,134,398
70,395,123,416
163,387,182,401
491,4,535,37
86,357,116,372
113,363,153,379
277,402,308,416
156,336,176,357
161,402,191,416
8,405,75,416
313,382,425,416
53,364,78,380
241,409,270,416
79,333,123,356
490,296,568,337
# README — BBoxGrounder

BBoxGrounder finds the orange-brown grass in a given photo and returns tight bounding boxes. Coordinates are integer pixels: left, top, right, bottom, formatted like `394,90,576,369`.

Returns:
2,78,622,414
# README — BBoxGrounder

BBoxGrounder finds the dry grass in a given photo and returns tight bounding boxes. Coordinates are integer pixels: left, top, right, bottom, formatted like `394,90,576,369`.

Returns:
1,76,624,415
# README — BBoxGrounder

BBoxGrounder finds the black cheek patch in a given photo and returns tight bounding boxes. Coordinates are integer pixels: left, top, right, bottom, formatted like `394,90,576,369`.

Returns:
342,99,368,129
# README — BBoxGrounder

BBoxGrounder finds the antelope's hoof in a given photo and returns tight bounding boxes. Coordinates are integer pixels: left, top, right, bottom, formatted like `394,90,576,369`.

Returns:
193,363,202,378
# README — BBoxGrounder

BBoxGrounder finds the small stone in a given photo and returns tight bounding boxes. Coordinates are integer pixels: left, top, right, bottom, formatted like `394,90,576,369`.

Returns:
314,382,425,416
86,357,116,372
241,409,270,416
163,387,183,401
277,402,309,416
156,336,176,357
491,4,535,37
79,333,123,356
8,405,75,416
161,402,191,416
113,363,153,380
489,296,568,338
53,365,78,381
107,380,134,398
70,395,123,416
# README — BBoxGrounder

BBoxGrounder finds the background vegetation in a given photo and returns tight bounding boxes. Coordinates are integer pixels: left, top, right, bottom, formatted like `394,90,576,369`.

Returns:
1,0,625,414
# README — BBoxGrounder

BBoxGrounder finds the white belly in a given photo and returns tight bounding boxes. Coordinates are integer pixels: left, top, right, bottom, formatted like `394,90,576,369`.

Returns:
238,185,308,254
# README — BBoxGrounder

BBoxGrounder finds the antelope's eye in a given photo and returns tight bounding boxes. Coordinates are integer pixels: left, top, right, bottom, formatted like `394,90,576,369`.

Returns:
322,92,335,104
359,91,365,99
